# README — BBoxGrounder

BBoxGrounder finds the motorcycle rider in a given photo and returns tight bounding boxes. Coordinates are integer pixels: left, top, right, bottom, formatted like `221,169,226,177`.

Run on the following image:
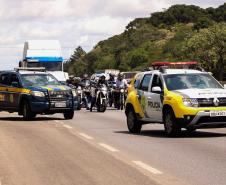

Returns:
90,75,108,112
108,73,116,107
116,73,128,89
80,74,91,110
115,73,128,109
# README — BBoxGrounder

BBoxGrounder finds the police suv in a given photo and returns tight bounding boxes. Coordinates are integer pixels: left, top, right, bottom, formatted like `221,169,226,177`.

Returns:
0,69,74,120
125,65,226,136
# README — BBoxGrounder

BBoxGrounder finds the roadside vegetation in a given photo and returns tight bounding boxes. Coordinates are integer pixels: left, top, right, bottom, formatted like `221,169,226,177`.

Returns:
65,3,226,80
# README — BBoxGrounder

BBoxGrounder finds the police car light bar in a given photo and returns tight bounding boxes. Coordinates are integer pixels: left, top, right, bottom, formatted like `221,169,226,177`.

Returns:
15,67,46,72
151,61,199,70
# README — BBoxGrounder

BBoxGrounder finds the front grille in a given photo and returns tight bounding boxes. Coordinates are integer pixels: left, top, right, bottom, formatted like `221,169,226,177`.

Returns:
198,98,226,107
49,90,71,101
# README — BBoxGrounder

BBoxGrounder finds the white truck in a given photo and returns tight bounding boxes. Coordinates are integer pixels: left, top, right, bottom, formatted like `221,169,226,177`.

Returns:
20,40,69,83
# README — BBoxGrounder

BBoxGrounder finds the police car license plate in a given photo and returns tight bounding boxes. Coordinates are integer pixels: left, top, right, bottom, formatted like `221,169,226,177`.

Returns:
210,111,226,117
55,102,66,108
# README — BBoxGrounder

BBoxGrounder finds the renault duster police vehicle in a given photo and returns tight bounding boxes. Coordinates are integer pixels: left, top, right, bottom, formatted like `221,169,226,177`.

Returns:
0,69,74,120
125,63,226,136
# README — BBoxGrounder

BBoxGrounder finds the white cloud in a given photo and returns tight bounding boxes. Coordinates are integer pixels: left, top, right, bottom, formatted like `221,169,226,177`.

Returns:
0,0,225,69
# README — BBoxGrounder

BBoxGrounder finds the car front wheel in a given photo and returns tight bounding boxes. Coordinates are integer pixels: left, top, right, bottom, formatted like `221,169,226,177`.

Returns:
126,108,142,133
64,109,74,120
163,109,181,137
22,100,35,120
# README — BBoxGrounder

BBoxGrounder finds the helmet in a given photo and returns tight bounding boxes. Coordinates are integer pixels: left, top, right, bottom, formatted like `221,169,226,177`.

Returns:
73,77,81,83
100,75,106,80
118,73,123,78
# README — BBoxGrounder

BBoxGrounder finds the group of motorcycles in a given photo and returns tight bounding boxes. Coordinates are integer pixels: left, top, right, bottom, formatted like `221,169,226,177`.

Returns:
71,81,127,113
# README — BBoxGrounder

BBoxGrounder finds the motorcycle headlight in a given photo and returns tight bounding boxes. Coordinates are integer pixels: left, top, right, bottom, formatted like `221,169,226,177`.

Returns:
183,98,199,107
31,91,45,97
101,87,107,91
72,89,77,97
120,89,124,93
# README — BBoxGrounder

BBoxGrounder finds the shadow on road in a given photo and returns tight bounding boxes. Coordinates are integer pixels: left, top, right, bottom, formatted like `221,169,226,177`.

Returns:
115,130,226,138
0,116,64,122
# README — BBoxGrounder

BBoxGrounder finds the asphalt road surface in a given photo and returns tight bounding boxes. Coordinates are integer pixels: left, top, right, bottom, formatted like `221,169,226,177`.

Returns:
0,109,225,185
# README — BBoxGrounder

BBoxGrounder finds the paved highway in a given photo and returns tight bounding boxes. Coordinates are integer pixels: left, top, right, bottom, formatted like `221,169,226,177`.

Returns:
0,109,225,185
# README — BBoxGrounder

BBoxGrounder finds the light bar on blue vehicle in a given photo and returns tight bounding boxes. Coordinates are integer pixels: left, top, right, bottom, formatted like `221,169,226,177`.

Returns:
26,57,63,62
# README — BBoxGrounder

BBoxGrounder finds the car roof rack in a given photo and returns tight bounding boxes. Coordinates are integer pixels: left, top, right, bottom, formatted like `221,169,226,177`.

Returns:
14,67,46,72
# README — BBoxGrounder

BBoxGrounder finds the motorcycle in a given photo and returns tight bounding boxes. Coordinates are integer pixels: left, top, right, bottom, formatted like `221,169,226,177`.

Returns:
95,84,108,112
74,86,83,110
107,81,116,107
114,87,127,110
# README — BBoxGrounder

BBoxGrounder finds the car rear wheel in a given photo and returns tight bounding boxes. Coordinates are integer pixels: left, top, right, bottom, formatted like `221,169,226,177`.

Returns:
64,109,74,120
163,109,181,137
126,108,142,133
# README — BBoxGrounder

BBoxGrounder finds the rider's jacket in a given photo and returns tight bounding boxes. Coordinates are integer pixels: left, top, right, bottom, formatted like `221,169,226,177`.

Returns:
116,79,128,89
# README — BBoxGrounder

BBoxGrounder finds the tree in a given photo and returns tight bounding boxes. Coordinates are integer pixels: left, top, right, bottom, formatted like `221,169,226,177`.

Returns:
69,46,86,63
65,46,86,75
193,17,213,30
114,48,123,69
183,23,226,80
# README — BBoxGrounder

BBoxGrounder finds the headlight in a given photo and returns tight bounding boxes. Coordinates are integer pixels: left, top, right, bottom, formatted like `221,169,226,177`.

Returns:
72,89,77,96
183,98,199,107
31,91,45,97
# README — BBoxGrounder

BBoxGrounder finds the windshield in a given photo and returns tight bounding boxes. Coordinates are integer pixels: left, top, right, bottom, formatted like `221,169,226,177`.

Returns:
27,62,62,71
164,73,223,91
21,74,60,87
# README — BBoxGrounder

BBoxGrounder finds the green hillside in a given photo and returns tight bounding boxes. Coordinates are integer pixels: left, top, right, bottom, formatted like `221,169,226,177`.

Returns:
66,3,226,80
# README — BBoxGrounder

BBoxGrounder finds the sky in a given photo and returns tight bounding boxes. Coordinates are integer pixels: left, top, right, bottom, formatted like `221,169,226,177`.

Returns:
0,0,225,70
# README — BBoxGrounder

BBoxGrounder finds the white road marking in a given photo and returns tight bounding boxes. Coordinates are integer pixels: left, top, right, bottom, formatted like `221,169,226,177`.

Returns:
79,133,94,140
99,143,119,152
133,161,162,175
63,125,73,129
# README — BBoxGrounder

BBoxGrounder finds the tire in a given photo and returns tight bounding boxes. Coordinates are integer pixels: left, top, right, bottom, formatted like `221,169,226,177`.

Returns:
126,108,142,133
163,109,181,137
22,100,35,121
120,94,124,110
64,109,74,120
99,100,106,112
77,104,81,110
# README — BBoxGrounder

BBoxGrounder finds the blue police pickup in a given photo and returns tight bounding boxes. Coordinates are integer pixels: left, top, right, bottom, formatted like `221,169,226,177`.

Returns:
0,70,74,120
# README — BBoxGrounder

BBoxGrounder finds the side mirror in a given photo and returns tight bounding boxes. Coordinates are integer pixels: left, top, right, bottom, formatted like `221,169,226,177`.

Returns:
11,81,19,88
152,86,162,93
